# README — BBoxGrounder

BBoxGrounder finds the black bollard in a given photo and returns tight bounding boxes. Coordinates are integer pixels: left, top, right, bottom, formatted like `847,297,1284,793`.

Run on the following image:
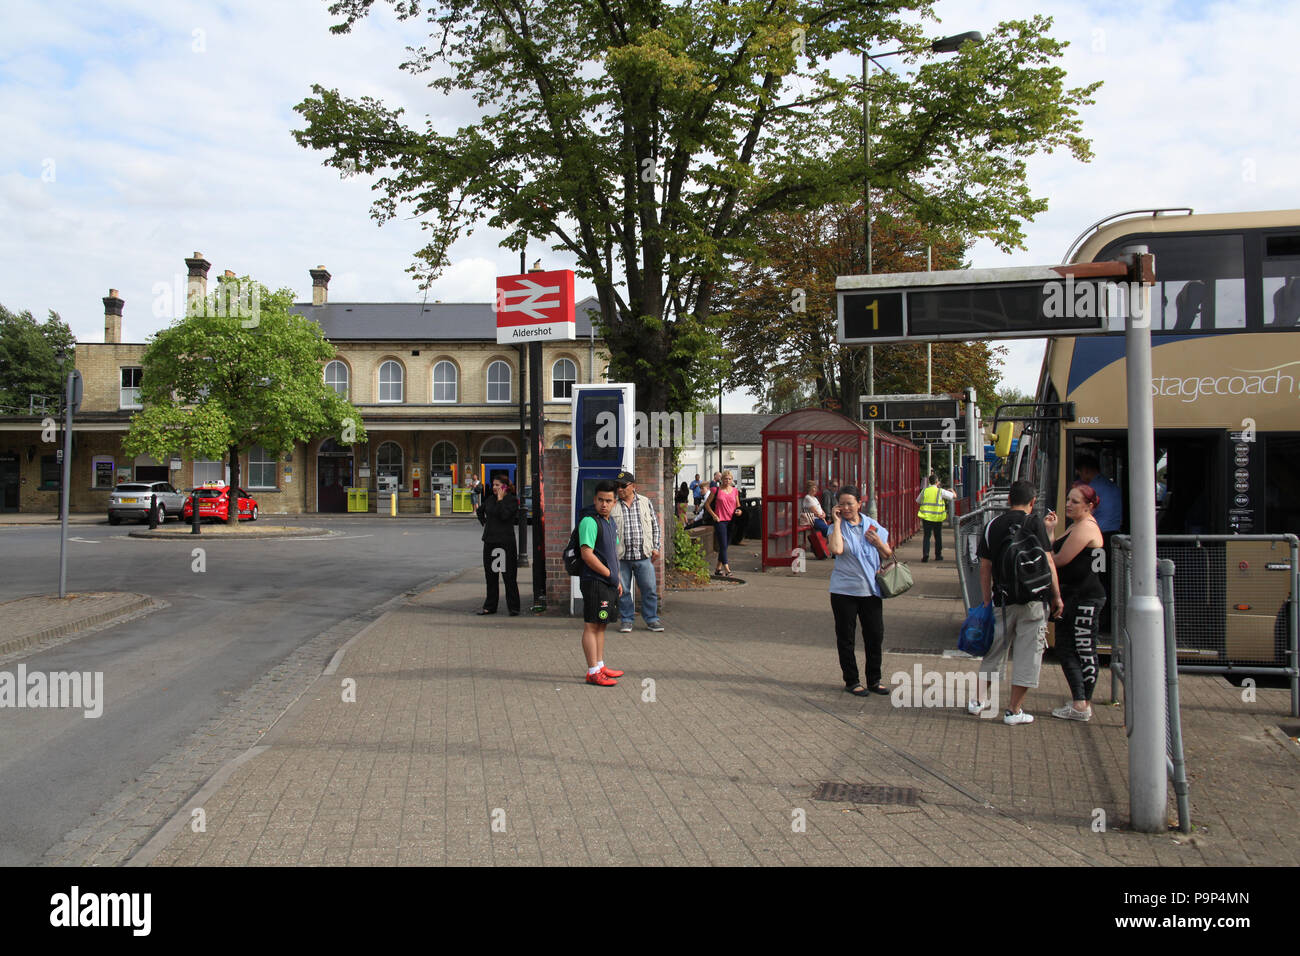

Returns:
148,493,159,530
190,493,201,534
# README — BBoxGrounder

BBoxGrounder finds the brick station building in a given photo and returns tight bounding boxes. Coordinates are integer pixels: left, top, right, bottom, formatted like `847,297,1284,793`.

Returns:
0,254,608,516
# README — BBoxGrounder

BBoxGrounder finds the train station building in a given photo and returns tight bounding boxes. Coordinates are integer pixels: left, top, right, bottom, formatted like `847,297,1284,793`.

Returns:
0,254,608,516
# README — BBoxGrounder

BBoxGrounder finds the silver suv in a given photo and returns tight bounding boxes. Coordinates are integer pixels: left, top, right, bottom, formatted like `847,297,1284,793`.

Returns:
108,481,187,524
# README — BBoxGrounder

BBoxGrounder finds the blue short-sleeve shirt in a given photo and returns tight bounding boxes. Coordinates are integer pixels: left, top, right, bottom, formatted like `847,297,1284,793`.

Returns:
828,517,890,598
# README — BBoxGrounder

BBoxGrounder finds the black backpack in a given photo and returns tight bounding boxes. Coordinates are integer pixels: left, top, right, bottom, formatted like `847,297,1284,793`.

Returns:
989,513,1053,605
562,508,599,576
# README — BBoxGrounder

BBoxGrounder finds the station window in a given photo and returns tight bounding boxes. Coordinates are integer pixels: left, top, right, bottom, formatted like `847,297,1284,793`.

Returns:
378,361,404,403
487,361,511,403
248,446,277,489
552,358,577,400
324,361,349,398
433,361,458,403
120,367,143,408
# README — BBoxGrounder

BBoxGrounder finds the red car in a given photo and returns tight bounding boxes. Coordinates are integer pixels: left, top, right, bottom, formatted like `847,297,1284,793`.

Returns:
182,483,259,522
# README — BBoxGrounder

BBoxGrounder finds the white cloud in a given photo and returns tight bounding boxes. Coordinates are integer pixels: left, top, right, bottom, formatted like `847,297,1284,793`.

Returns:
0,0,1295,405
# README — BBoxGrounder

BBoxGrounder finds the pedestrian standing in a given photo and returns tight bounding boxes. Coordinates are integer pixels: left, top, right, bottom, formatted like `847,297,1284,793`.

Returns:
675,482,690,522
1044,483,1106,721
690,473,704,510
969,480,1065,724
612,472,666,633
915,473,955,562
827,485,893,696
704,470,740,576
578,480,625,686
475,476,520,616
469,470,482,511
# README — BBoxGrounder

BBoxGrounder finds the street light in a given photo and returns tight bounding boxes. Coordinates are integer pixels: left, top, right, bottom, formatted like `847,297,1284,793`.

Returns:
860,30,982,516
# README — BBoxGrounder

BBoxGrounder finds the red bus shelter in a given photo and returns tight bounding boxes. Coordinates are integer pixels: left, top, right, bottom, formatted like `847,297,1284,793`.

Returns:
760,408,921,568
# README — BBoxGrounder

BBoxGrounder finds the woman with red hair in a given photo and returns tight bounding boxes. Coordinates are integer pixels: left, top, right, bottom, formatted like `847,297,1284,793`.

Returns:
1043,482,1106,720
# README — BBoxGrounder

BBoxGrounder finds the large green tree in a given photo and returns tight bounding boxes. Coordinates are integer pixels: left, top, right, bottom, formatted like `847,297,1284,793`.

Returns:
294,2,1097,427
720,195,1005,413
122,278,367,523
0,305,75,414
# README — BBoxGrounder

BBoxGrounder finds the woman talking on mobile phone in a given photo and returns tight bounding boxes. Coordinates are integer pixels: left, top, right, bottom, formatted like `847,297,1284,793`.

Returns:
827,486,893,697
1043,482,1106,720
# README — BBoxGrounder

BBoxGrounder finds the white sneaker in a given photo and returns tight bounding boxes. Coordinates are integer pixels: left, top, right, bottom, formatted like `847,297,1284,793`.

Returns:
967,699,990,715
1003,709,1034,725
618,623,633,633
1052,703,1092,721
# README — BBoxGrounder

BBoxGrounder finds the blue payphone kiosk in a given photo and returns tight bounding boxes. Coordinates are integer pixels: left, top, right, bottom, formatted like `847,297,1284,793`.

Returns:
570,383,635,612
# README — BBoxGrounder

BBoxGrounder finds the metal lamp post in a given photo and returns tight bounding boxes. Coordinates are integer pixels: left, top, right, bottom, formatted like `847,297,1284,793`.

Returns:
861,30,982,515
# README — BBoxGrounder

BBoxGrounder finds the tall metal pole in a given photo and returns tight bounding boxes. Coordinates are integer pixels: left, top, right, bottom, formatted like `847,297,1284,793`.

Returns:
57,367,74,598
517,250,528,563
863,48,877,517
529,341,545,602
926,245,933,478
1122,244,1167,832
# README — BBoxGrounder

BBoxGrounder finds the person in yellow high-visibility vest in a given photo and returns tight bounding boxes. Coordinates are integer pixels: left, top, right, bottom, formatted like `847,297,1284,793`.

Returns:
915,474,955,562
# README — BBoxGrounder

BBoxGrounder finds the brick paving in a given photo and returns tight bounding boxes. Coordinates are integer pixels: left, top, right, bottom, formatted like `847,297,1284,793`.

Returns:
142,535,1300,866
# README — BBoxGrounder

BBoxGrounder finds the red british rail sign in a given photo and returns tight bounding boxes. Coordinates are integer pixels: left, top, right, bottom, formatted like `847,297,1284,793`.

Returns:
495,270,576,344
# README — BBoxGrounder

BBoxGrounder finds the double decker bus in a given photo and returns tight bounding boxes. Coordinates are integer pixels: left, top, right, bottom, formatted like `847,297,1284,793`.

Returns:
1015,208,1300,664
1018,208,1300,535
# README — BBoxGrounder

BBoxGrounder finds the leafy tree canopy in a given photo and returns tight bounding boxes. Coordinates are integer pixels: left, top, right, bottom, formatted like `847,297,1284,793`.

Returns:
122,279,367,508
294,1,1098,420
0,304,75,414
719,195,1005,415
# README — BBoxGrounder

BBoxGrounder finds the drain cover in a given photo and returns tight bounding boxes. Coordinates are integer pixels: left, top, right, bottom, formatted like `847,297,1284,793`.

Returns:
812,782,919,805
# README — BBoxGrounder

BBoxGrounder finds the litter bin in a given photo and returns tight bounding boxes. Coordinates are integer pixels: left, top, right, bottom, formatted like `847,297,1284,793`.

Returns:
731,496,761,545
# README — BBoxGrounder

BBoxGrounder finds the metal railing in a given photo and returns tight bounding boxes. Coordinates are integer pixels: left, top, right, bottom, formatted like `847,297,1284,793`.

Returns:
1111,534,1299,716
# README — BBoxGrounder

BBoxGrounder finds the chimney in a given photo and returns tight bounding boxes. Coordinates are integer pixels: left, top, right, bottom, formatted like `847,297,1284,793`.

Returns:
103,288,124,344
310,266,331,306
529,259,544,273
184,252,211,314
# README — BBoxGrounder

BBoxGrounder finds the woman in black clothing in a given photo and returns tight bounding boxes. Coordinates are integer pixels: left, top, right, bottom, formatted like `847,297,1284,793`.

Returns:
1043,482,1106,720
476,476,520,616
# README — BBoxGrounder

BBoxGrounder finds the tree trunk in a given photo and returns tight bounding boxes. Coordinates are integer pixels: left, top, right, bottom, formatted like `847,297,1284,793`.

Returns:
227,445,241,527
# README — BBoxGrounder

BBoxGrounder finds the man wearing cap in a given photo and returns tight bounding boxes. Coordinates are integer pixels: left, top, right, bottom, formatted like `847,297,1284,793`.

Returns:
611,471,666,633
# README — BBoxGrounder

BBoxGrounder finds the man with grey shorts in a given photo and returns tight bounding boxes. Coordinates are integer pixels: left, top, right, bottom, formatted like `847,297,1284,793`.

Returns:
969,480,1064,724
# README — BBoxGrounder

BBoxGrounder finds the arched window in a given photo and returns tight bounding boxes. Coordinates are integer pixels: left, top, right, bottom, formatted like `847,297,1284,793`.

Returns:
378,360,404,403
552,358,577,400
377,441,404,485
324,360,349,398
430,441,458,477
486,360,511,403
480,436,516,457
552,435,572,450
432,360,458,403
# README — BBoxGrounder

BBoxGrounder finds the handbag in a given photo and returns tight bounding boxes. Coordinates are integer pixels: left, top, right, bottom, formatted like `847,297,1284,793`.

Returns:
876,558,913,598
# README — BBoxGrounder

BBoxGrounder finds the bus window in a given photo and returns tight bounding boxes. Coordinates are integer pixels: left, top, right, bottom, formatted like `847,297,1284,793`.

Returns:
1264,234,1300,327
1102,233,1246,332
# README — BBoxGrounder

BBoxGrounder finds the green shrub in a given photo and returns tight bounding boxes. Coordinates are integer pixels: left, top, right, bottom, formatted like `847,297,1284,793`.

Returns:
670,517,710,583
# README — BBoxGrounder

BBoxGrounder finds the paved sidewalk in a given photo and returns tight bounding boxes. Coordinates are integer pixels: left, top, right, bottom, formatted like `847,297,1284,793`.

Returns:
0,592,156,657
143,536,1300,866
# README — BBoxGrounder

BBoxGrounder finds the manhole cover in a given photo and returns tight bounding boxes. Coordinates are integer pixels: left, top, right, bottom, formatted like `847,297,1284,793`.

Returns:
812,783,919,805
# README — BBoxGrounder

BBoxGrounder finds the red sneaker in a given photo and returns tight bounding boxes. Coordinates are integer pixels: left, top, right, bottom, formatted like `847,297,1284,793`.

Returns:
586,670,618,686
601,666,624,678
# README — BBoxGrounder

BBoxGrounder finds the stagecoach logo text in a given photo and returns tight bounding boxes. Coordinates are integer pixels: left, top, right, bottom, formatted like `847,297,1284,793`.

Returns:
1150,365,1300,403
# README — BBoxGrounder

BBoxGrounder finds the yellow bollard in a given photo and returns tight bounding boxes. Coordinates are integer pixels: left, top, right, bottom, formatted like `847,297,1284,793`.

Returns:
435,493,441,517
390,493,397,517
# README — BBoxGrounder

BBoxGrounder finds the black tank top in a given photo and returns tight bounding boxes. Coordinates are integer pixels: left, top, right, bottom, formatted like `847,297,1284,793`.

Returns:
1053,532,1105,598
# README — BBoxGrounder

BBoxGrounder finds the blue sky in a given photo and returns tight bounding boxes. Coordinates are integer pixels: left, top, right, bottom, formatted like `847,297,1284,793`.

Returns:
1,0,1297,410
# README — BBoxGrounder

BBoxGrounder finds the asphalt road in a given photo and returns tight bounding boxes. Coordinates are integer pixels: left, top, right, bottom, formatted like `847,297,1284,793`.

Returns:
0,515,488,866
